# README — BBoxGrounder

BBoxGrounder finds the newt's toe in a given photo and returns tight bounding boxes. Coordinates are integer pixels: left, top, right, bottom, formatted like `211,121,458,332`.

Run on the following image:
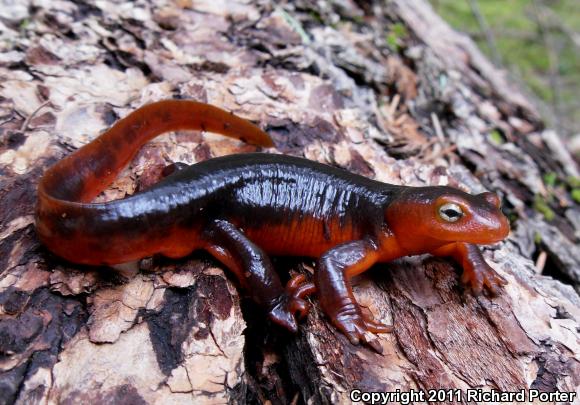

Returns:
329,304,389,353
462,264,507,297
269,303,299,333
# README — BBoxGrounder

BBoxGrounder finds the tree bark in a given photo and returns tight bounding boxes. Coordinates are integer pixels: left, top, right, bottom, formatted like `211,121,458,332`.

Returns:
0,0,578,404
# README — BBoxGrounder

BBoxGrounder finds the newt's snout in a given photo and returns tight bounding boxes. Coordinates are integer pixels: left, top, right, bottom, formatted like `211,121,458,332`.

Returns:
476,192,510,243
473,192,510,243
480,191,501,208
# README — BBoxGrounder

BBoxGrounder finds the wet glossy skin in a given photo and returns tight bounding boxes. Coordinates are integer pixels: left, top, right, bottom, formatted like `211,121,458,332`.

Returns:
36,100,510,351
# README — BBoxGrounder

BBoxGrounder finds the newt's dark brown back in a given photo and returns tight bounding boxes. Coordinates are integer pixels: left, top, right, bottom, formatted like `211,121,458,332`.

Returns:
149,153,400,256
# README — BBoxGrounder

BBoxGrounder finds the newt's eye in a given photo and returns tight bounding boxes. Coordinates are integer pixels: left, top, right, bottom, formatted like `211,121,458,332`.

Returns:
438,203,463,222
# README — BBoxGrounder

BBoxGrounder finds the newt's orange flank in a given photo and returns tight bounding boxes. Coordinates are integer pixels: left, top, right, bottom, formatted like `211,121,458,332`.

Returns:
36,100,510,350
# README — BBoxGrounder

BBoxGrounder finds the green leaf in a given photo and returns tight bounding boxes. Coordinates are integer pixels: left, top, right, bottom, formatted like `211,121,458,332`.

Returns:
386,33,400,51
386,23,408,51
391,23,408,38
543,172,557,187
571,189,580,204
534,195,555,221
489,129,504,145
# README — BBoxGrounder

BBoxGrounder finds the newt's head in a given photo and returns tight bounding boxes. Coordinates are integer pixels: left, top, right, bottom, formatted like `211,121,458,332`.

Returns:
386,186,510,249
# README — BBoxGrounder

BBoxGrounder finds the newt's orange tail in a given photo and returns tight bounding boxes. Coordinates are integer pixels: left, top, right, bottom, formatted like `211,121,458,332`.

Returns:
38,100,273,204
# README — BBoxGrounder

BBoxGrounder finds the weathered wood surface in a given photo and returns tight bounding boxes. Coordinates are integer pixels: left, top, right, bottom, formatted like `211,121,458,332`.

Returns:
0,0,578,404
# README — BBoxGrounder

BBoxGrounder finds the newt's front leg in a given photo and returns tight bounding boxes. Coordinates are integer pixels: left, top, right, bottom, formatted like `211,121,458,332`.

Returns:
432,242,507,295
315,239,392,352
203,219,310,332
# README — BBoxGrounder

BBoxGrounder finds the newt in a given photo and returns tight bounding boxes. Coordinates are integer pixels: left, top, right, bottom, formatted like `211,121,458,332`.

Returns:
36,100,510,350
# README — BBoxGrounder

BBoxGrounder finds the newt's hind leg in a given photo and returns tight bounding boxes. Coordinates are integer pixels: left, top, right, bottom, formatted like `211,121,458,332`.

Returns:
203,219,310,332
161,162,189,178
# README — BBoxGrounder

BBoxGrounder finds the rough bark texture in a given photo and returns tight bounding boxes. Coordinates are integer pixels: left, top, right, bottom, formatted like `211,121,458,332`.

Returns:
0,0,579,404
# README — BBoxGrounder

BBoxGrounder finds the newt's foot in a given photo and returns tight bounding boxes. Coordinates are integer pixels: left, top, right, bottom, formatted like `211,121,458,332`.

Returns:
268,275,315,333
268,298,299,333
330,303,392,353
462,263,507,296
268,294,308,333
